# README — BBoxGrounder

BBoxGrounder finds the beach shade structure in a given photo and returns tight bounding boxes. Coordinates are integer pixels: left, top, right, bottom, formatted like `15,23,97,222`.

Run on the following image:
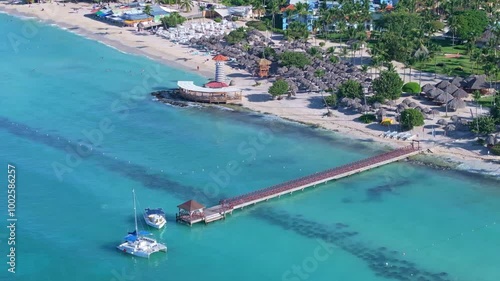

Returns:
414,106,424,112
380,118,394,126
487,134,496,145
376,109,386,117
437,119,448,125
398,103,409,110
341,97,352,106
402,98,412,105
434,92,454,104
353,98,362,104
408,102,418,108
177,200,205,216
452,88,468,99
373,102,382,109
423,107,432,114
443,84,459,94
352,102,362,109
430,109,440,117
212,54,229,83
435,80,451,90
464,74,488,90
451,115,460,122
450,76,464,87
359,105,371,113
257,58,272,78
385,100,397,107
426,87,445,99
447,98,466,111
422,84,435,93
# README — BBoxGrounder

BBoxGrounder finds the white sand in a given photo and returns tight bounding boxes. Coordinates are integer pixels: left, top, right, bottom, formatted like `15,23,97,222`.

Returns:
1,1,498,177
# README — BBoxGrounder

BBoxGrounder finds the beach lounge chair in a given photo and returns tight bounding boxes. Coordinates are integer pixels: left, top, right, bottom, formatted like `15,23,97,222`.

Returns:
382,131,392,138
387,131,398,138
404,135,415,141
397,133,411,140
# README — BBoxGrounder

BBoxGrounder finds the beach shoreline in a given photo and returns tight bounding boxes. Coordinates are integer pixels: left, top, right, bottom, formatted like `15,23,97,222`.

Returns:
1,1,498,179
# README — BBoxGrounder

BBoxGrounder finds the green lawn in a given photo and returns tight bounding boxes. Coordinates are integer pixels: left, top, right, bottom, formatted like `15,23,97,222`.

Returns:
478,96,496,107
413,39,500,80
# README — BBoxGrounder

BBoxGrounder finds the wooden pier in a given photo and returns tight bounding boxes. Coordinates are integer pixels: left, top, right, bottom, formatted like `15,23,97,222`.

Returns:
176,143,421,226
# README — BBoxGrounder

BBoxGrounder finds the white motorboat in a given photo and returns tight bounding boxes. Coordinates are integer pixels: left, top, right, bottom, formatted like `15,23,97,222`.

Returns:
117,190,167,258
144,208,167,229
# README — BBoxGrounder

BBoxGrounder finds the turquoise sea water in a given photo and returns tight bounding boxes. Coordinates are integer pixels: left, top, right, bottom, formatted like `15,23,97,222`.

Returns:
0,13,499,281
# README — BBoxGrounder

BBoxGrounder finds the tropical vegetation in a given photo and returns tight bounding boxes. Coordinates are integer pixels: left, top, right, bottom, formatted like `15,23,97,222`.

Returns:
400,109,425,131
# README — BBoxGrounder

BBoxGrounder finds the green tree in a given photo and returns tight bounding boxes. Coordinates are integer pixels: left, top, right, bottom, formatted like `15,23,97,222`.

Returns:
324,93,338,107
285,22,310,41
372,70,404,101
490,94,500,124
374,11,424,62
469,116,496,135
491,144,500,156
179,0,194,12
337,80,363,99
451,10,489,43
143,5,152,16
225,27,247,44
160,12,186,28
400,108,425,130
472,90,482,107
268,79,290,99
278,52,311,69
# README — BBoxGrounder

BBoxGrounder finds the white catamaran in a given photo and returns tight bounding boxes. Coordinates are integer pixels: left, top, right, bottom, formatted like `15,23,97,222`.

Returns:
117,189,167,258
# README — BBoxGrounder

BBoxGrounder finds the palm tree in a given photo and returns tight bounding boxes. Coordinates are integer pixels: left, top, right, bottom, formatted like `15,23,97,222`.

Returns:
199,6,206,20
179,0,194,12
251,0,264,19
414,44,429,85
269,0,280,37
143,5,152,16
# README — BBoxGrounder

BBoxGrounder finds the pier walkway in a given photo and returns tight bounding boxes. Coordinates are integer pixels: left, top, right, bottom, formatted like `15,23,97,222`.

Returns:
176,143,421,226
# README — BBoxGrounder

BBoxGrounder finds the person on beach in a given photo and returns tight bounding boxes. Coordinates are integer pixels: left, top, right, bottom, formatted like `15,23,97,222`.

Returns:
197,66,199,71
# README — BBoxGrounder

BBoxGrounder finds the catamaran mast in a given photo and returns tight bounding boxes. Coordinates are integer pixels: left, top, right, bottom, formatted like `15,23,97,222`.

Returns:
132,189,138,235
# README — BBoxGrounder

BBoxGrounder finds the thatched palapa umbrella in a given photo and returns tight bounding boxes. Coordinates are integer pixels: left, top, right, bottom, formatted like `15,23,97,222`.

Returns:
359,105,371,112
385,100,397,107
443,84,459,95
437,119,448,125
402,98,412,105
434,92,454,104
452,88,468,99
408,102,418,108
450,76,464,87
422,84,435,93
435,80,451,89
487,135,496,145
426,87,445,99
447,98,466,111
376,108,386,117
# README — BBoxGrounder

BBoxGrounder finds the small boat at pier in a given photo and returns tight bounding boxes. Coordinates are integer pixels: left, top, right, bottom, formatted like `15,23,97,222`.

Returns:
117,190,167,258
144,208,167,229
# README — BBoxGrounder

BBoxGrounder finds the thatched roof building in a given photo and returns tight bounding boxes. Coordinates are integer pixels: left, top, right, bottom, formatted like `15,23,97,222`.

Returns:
447,98,466,111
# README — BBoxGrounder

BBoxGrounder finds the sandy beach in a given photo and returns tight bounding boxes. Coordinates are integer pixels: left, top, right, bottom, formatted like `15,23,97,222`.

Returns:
1,1,498,177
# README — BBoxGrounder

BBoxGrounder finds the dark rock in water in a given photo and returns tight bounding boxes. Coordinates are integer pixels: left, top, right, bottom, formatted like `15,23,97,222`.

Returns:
151,90,190,107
